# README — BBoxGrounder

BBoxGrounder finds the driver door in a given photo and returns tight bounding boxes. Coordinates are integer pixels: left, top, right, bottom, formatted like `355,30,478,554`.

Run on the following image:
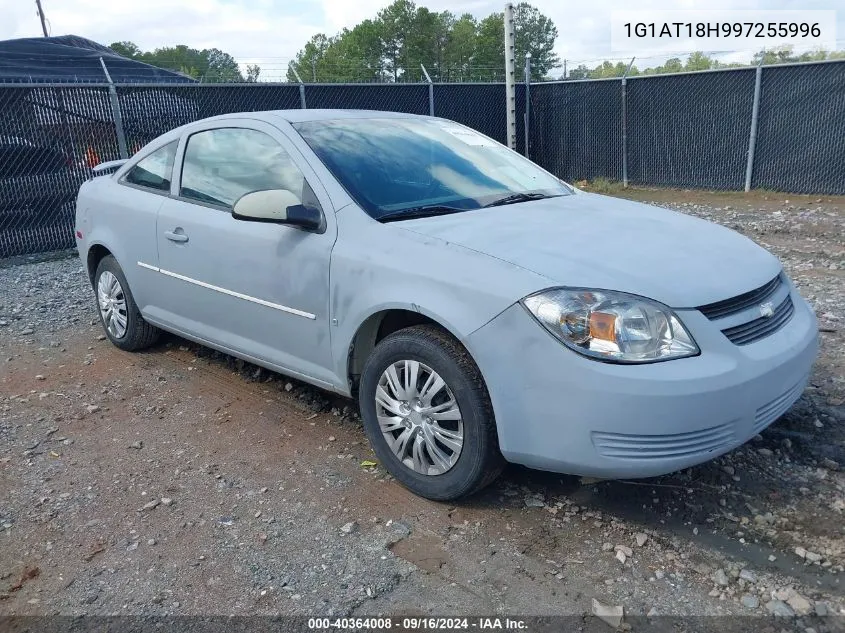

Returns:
149,119,338,387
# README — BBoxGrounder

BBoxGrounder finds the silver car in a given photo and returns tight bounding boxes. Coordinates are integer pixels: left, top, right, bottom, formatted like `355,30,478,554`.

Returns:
75,110,818,500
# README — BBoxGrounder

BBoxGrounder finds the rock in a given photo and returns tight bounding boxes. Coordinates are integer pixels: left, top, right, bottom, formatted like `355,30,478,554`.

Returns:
161,497,173,506
86,404,100,414
815,602,828,617
805,551,822,563
147,539,157,546
768,555,777,562
795,546,807,559
635,533,648,547
591,598,624,628
741,595,759,609
81,593,98,605
739,569,757,583
579,475,607,486
654,570,665,580
646,607,659,617
615,550,627,564
821,458,839,471
129,441,143,450
284,382,293,392
35,374,45,381
524,496,545,508
601,542,614,552
140,499,160,511
757,448,773,456
21,328,34,335
713,569,729,586
787,594,813,616
340,521,357,534
765,600,795,617
722,465,735,476
614,545,633,557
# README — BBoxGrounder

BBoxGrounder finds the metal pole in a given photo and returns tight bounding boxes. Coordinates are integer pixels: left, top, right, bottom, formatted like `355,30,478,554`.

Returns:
290,64,306,108
100,57,128,159
745,63,763,192
523,53,531,158
621,56,635,188
35,0,49,36
504,3,516,150
421,64,434,116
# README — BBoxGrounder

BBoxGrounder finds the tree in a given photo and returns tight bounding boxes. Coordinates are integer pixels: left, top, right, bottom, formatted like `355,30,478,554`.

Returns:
378,0,417,80
288,1,561,82
474,13,504,80
444,14,477,81
108,41,252,82
246,64,261,82
287,33,333,82
513,3,559,79
109,41,141,59
566,64,590,80
685,51,714,71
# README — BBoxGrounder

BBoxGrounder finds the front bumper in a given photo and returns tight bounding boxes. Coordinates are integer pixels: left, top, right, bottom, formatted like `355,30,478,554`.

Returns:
464,289,819,478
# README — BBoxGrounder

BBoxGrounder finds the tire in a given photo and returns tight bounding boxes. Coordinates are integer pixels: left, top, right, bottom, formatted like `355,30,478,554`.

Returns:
359,324,504,501
93,255,160,352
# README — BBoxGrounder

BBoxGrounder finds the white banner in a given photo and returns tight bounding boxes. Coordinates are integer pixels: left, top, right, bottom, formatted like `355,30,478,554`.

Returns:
610,10,837,54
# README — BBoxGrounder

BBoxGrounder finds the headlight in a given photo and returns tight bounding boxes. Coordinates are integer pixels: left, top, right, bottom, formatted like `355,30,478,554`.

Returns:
522,288,699,363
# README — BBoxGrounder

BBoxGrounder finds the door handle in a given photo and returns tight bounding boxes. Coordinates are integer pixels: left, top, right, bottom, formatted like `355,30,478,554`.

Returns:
164,229,188,243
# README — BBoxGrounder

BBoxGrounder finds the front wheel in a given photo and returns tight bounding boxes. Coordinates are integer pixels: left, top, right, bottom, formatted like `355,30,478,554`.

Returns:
359,325,504,500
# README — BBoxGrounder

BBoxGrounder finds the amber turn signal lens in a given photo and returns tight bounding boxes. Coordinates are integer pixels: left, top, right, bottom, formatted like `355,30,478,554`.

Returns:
589,311,617,342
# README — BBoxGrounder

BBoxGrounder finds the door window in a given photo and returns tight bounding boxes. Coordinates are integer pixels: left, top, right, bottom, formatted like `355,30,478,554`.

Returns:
123,141,177,191
179,128,307,209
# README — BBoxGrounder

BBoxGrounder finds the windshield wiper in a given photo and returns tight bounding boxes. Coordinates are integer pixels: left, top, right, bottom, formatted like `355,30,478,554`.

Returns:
378,205,466,223
482,192,559,208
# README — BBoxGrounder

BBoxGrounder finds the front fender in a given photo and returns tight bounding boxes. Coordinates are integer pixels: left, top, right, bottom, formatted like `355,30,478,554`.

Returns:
329,206,550,388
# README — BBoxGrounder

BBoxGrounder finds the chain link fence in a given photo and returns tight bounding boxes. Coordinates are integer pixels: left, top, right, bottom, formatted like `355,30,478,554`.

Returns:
1,59,843,258
528,59,845,194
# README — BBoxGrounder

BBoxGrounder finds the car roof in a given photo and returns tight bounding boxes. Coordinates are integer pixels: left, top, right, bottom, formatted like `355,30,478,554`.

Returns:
208,109,427,124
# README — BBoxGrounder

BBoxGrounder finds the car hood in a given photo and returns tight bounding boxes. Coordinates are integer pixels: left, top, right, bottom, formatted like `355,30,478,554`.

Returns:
397,192,782,307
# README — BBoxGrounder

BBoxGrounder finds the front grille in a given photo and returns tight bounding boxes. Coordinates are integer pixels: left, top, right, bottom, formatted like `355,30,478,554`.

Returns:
697,274,783,320
753,374,808,434
591,423,734,460
721,295,794,345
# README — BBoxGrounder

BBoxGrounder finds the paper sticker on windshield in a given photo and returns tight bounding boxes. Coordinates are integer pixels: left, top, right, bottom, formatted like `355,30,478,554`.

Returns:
440,124,498,148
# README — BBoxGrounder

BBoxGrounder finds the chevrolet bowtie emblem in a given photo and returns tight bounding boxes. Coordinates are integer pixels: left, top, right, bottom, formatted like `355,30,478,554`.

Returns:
759,301,775,318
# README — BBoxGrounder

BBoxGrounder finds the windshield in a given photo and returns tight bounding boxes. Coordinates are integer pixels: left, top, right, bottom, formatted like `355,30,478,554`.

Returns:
293,117,572,220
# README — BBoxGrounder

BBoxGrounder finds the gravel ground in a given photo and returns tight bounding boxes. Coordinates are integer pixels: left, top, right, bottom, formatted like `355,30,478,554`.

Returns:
0,189,843,625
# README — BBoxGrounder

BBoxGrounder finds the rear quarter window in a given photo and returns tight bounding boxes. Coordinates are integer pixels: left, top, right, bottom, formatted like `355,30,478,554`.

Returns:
123,141,177,192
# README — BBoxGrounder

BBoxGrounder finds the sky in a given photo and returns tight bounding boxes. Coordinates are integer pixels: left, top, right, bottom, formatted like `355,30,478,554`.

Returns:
1,0,842,79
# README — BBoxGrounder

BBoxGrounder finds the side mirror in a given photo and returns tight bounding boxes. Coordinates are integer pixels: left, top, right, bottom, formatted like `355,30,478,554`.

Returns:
232,189,323,232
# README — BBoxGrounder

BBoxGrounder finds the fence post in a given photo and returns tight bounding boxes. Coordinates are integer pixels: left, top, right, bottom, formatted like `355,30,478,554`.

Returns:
523,53,531,159
99,57,128,159
421,64,434,116
745,63,763,192
289,64,307,109
503,3,517,150
621,56,635,188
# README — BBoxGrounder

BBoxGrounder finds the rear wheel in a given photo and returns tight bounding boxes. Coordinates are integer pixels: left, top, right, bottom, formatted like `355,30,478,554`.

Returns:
94,255,160,351
359,325,504,500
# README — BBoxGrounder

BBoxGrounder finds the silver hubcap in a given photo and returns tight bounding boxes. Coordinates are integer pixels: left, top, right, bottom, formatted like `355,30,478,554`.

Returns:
97,271,128,339
375,360,464,476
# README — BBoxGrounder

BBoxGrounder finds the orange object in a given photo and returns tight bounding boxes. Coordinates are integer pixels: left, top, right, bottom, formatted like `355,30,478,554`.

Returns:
85,146,100,167
589,312,617,342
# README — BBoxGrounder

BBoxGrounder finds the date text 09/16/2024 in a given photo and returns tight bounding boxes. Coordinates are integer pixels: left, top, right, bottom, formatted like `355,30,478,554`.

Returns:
307,617,529,630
